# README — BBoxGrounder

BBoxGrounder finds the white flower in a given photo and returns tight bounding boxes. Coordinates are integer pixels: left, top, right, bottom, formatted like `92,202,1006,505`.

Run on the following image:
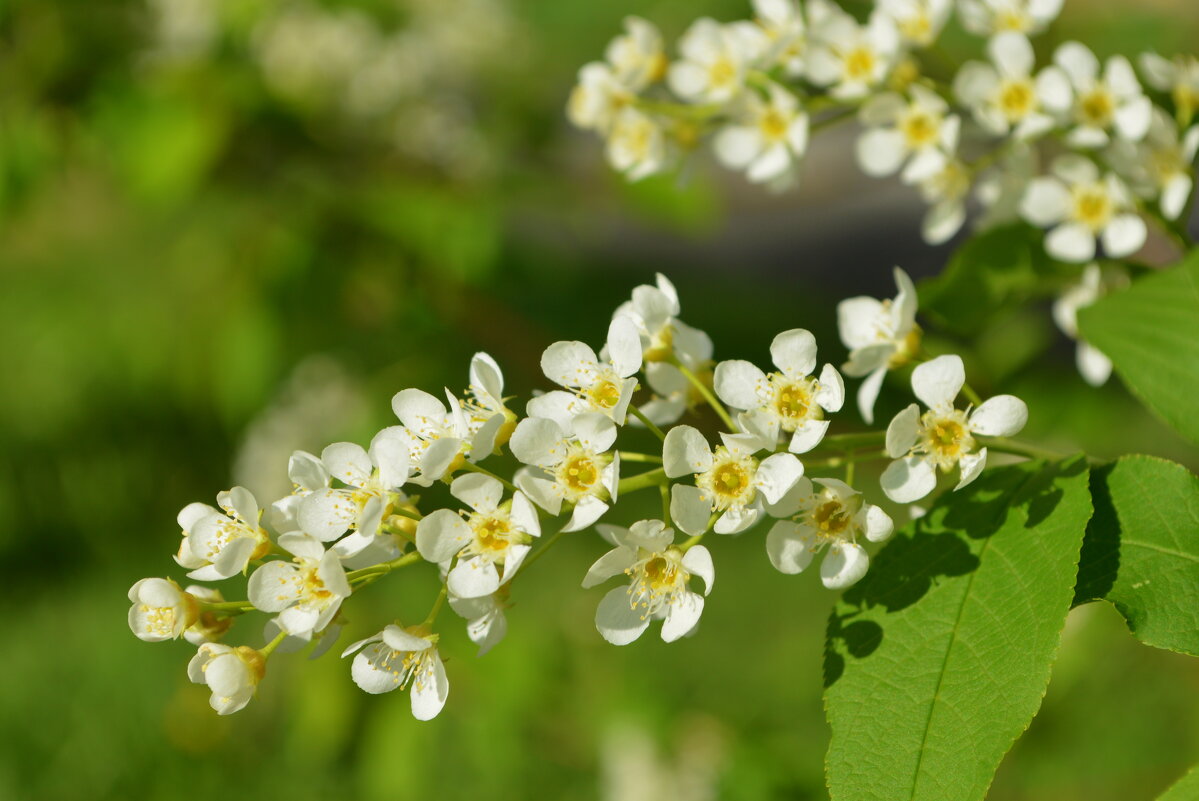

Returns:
975,141,1039,228
583,520,714,645
916,157,971,245
1020,155,1147,263
449,591,509,656
269,450,330,532
713,328,844,453
714,82,810,184
183,585,234,645
1054,42,1152,148
175,487,270,581
188,642,265,715
837,267,920,424
510,412,620,532
750,0,807,78
1140,52,1199,124
415,474,540,599
856,85,960,183
877,0,952,48
529,316,643,426
128,578,199,642
766,477,893,589
343,625,448,721
667,18,762,104
881,355,1028,503
606,108,667,181
1109,108,1199,220
1052,263,1128,386
295,429,411,556
663,425,804,535
460,352,516,454
805,5,900,100
958,0,1064,38
391,387,479,484
568,62,633,134
953,32,1071,140
611,272,713,366
605,16,667,90
248,533,351,639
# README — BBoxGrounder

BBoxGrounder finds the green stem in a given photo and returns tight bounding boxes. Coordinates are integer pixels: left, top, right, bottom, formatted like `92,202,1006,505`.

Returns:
617,467,668,495
618,450,663,464
811,106,857,132
260,630,288,660
961,381,983,407
422,586,448,627
459,461,517,492
669,357,738,432
844,458,855,487
201,600,255,617
346,550,423,584
813,431,887,450
978,436,1068,462
633,97,725,121
628,405,667,441
391,507,423,522
660,483,672,529
804,449,890,470
680,533,705,551
520,522,570,572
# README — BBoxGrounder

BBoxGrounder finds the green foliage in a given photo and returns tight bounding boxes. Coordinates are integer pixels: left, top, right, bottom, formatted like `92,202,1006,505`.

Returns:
919,223,1071,337
1079,250,1199,446
824,457,1093,801
1076,456,1199,656
1158,764,1199,801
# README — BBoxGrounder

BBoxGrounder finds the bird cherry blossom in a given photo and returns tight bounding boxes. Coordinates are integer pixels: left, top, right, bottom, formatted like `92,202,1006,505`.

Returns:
749,0,808,78
391,387,481,485
1020,154,1147,262
766,477,894,588
881,355,1028,503
128,577,199,642
877,0,952,49
837,267,920,424
175,487,270,581
605,16,668,91
958,0,1064,39
449,590,509,656
248,532,351,640
530,316,643,426
568,62,633,135
1109,108,1199,220
1052,263,1127,387
188,642,265,715
805,3,900,100
606,108,668,181
583,520,714,645
664,426,804,535
415,474,540,599
510,412,620,532
343,625,449,721
611,272,712,366
953,32,1072,140
1053,42,1151,148
667,17,763,105
713,82,810,184
713,328,844,453
916,157,971,244
856,84,960,183
1139,52,1199,125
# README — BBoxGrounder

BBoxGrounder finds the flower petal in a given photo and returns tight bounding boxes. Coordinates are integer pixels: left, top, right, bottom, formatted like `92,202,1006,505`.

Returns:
881,456,938,503
821,542,870,589
756,452,805,504
713,359,767,411
661,592,705,642
969,395,1029,437
670,485,713,536
663,425,713,478
415,509,473,563
770,328,818,378
911,354,965,410
765,521,817,574
595,586,651,645
681,545,715,595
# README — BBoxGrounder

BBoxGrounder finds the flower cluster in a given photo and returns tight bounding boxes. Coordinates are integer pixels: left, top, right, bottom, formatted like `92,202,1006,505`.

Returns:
129,272,1034,720
568,1,1197,256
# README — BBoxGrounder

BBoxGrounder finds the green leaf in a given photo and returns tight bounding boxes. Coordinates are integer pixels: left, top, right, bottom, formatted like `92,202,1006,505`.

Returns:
1158,764,1199,800
919,223,1070,336
1078,251,1199,446
824,457,1093,801
1075,455,1199,656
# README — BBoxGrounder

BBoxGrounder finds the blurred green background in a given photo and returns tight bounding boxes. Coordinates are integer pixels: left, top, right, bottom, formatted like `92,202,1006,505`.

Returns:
3,0,1199,798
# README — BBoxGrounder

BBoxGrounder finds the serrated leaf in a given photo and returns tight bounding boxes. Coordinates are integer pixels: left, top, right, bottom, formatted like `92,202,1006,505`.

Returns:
1158,764,1199,800
824,457,1093,801
1077,251,1199,446
1074,455,1199,656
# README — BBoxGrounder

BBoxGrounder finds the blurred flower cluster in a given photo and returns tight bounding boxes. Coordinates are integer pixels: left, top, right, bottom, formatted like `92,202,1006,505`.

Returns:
131,272,1038,720
568,0,1198,257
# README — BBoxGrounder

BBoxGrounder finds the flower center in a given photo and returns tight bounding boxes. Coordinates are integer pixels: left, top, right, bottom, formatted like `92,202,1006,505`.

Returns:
697,448,758,510
772,377,818,430
919,408,975,471
994,9,1031,32
587,378,623,410
708,56,736,89
141,605,177,636
844,47,877,82
997,78,1035,120
900,108,940,148
1078,88,1115,128
626,548,687,617
469,513,514,555
810,500,852,537
899,13,932,45
760,108,790,141
1071,184,1114,230
301,566,333,600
